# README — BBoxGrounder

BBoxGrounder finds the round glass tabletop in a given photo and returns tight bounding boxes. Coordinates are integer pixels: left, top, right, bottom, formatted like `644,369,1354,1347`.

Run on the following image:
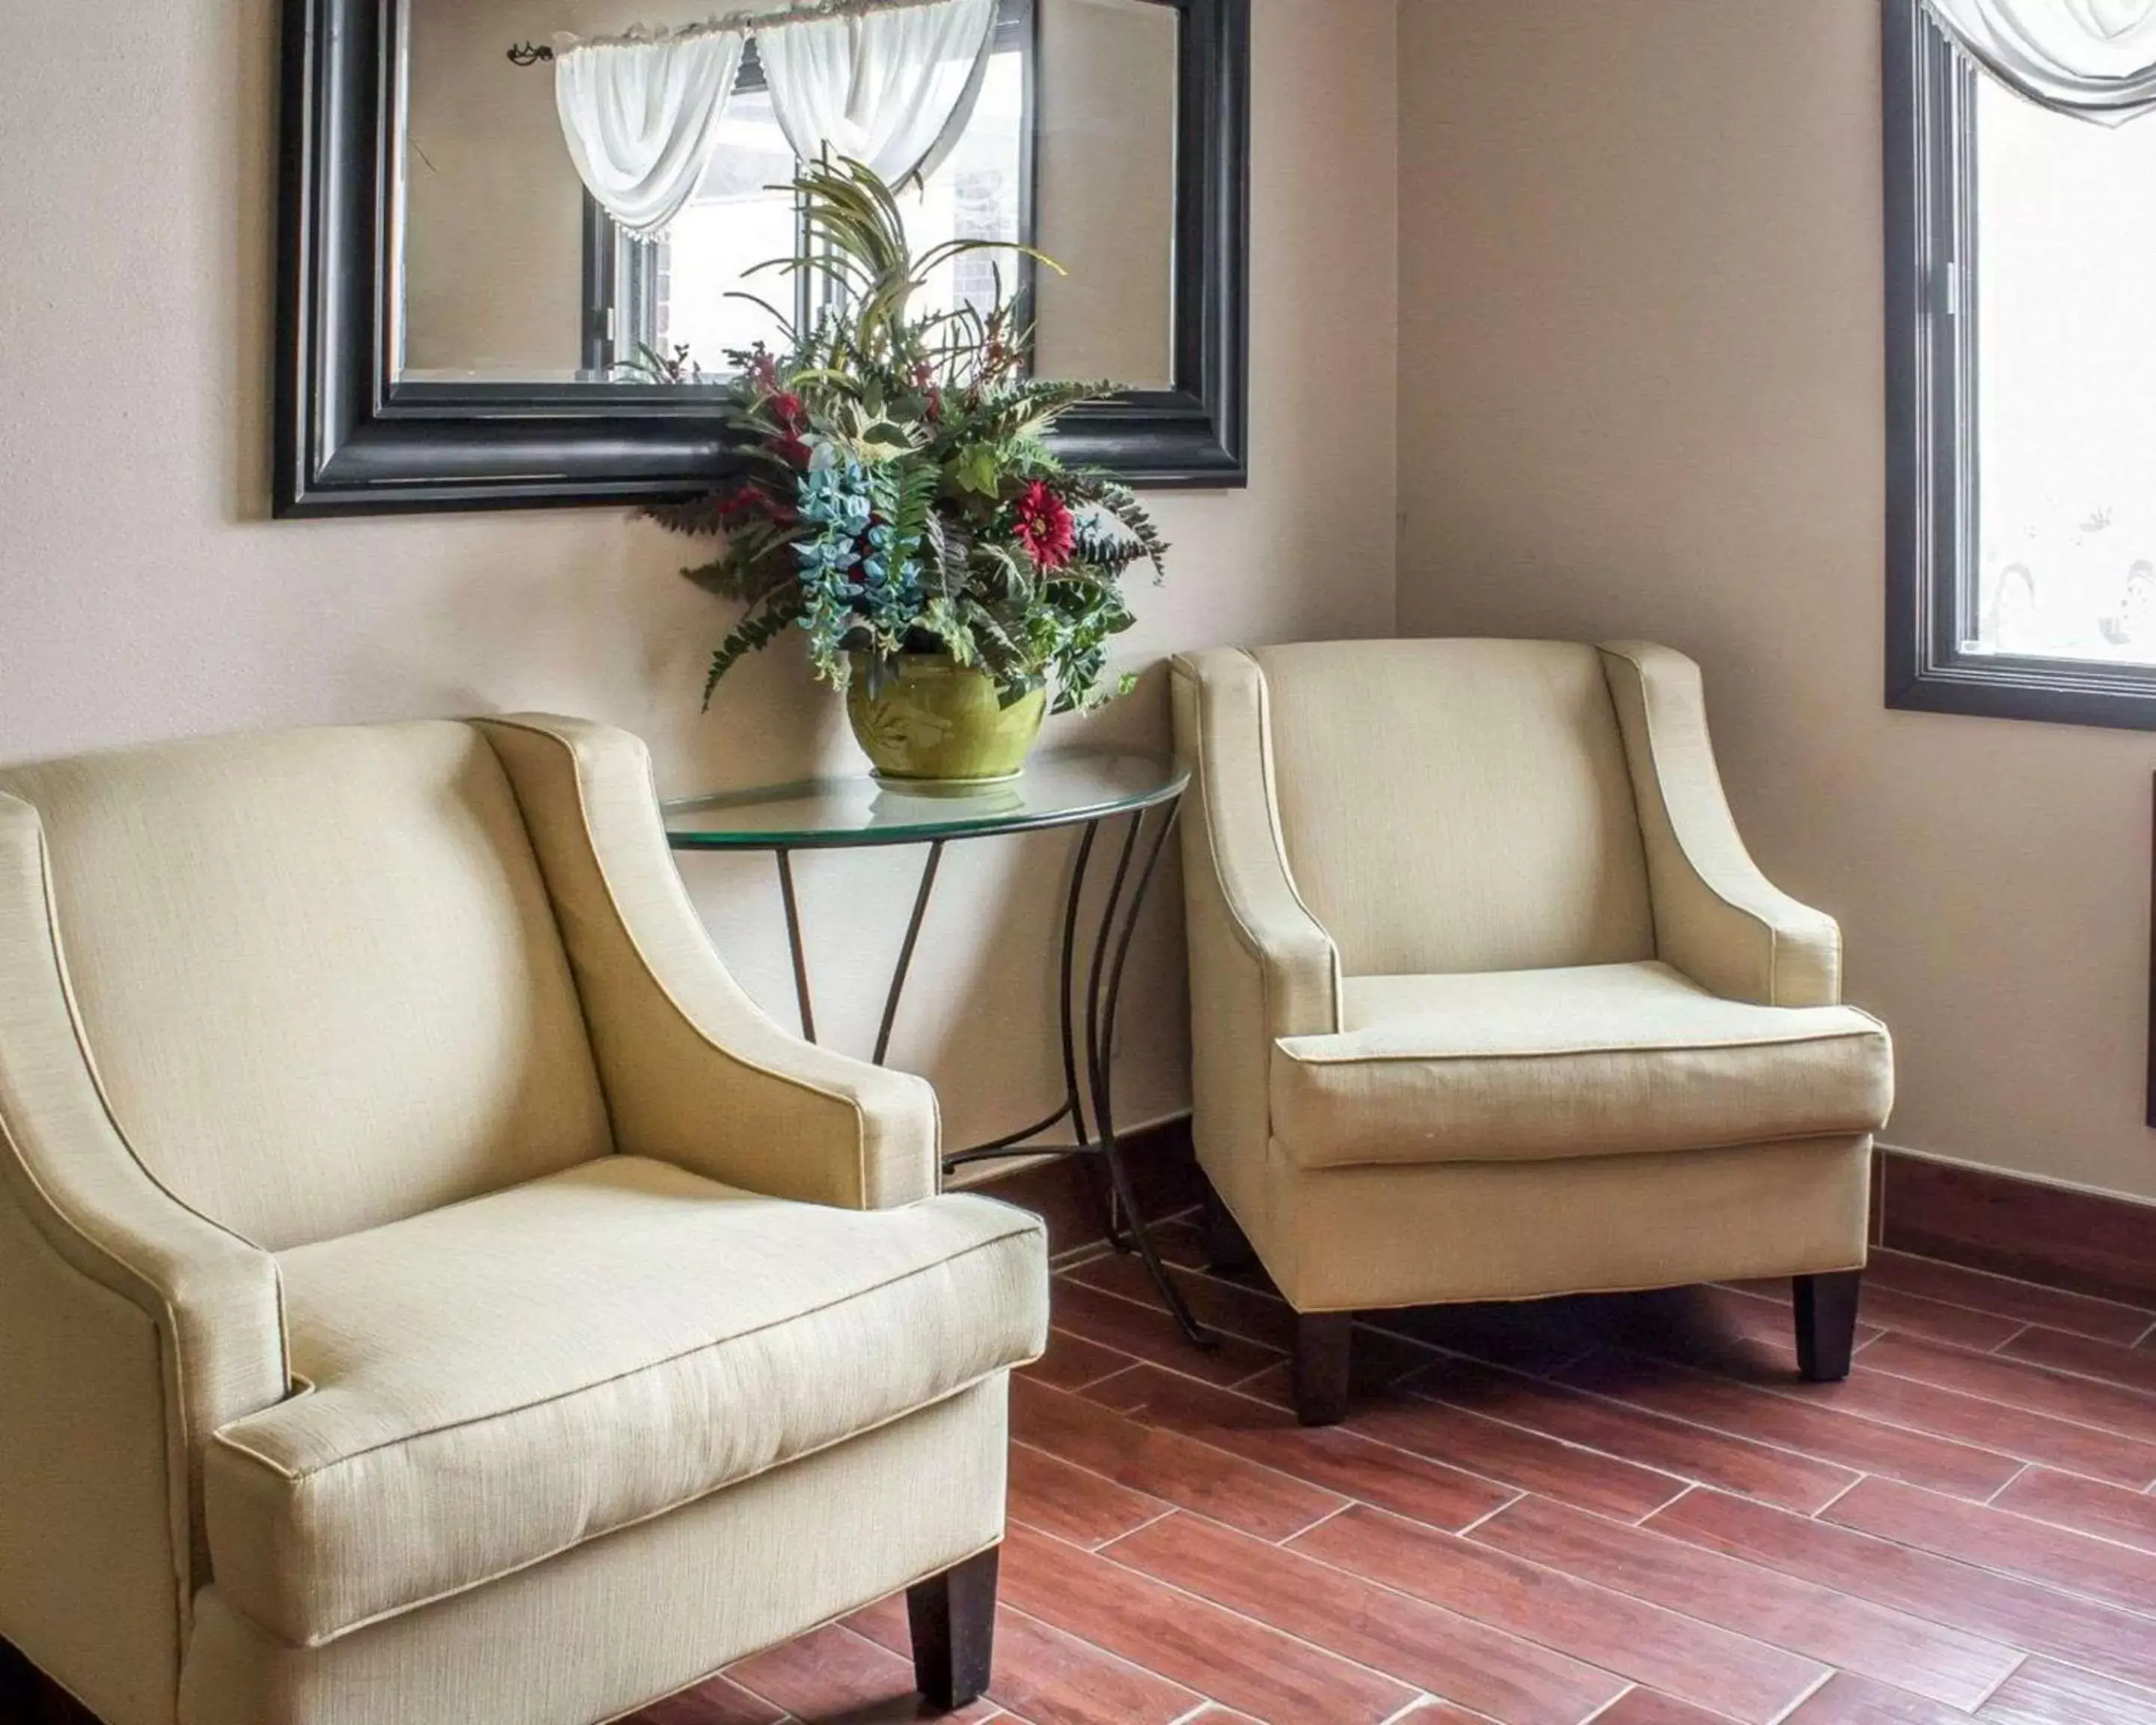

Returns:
663,747,1189,851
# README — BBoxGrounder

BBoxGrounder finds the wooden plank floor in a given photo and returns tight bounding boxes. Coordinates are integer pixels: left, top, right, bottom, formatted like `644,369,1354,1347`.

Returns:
642,1214,2156,1725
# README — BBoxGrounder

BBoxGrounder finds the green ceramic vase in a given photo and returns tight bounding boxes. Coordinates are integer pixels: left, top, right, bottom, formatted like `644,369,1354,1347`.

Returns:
846,654,1047,785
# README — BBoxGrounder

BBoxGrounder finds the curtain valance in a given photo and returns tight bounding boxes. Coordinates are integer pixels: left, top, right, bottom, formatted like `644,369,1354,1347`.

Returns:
554,27,748,238
1924,0,2156,125
758,0,996,188
553,0,997,240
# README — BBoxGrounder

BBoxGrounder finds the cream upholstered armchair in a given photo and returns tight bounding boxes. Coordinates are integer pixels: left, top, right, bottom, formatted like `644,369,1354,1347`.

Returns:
1171,641,1894,1426
0,717,1046,1725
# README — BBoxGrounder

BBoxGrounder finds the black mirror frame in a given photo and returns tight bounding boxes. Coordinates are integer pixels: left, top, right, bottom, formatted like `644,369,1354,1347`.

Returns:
273,0,1250,518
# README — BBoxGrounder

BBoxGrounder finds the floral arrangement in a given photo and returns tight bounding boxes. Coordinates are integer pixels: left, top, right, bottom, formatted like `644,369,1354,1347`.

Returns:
645,158,1167,714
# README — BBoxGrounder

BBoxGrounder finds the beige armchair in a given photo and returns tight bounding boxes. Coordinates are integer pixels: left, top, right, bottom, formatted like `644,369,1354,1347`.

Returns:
0,716,1046,1725
1171,641,1893,1426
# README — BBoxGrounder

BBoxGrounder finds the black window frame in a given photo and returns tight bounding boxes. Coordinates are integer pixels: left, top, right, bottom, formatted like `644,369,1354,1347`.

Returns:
1885,0,2156,731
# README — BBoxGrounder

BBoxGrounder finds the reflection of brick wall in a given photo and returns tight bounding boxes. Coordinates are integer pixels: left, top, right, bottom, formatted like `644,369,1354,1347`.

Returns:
653,246,674,357
951,168,1015,317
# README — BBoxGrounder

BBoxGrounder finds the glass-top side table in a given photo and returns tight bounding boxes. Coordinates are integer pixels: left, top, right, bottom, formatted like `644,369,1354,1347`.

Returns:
665,748,1214,1348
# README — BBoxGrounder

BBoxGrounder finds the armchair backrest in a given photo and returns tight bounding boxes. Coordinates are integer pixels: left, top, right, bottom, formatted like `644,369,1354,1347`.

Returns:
1248,639,1655,976
0,722,612,1250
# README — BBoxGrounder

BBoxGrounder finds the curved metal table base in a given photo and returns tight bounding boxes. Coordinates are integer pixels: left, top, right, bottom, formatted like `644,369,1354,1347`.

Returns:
772,802,1218,1350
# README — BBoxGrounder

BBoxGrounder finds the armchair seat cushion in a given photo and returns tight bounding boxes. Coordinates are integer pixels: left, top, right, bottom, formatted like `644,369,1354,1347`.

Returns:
204,1157,1047,1649
1271,962,1892,1171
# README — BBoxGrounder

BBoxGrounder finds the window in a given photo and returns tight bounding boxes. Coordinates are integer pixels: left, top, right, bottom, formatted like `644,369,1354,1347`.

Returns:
583,2,1035,383
1885,0,2156,729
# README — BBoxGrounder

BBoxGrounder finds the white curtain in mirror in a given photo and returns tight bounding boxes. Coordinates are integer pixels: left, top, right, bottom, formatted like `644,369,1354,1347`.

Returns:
1925,0,2156,124
554,28,749,239
758,0,999,184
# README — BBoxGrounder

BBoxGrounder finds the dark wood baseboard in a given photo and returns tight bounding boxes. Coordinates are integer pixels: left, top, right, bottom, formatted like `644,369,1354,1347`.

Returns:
1878,1148,2156,1309
975,1130,2155,1311
962,1117,1202,1259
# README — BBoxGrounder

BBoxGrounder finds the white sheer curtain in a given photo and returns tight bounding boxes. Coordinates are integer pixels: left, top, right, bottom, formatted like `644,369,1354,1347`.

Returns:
756,0,999,186
553,27,749,239
1925,0,2156,124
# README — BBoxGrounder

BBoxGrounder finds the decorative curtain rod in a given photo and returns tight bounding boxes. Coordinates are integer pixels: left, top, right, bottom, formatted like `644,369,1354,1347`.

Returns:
508,0,968,64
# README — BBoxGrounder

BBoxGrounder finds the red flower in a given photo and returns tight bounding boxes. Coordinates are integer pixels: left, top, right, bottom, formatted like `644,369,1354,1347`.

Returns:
764,392,811,469
1013,480,1076,570
719,481,796,529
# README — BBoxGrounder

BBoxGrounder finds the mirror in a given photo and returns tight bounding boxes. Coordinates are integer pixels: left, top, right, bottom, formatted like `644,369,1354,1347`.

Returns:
399,0,1181,392
274,0,1246,515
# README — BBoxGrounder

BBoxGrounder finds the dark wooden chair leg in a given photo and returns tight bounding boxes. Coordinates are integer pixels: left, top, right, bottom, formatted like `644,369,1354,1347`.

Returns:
1292,1312,1353,1427
0,1639,36,1721
1202,1181,1258,1274
1794,1270,1863,1382
0,1637,100,1724
907,1545,999,1711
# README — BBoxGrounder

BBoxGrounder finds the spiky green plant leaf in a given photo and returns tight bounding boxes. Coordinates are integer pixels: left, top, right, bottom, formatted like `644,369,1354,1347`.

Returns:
642,156,1169,714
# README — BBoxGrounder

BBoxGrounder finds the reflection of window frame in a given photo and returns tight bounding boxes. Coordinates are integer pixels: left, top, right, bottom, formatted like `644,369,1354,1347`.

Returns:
581,201,666,377
581,0,1040,380
1884,0,2156,731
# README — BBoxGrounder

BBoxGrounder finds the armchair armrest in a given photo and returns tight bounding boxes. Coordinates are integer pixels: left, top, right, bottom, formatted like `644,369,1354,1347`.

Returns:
1599,643,1842,1007
0,794,289,1600
1170,651,1342,1040
478,717,940,1211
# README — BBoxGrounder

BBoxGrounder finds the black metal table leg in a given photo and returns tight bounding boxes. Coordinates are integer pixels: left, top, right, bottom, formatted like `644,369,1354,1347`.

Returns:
940,822,1094,1177
1085,804,1217,1349
1053,821,1121,1247
1058,821,1101,1149
763,794,1212,1351
874,840,945,1066
776,848,817,1043
1082,816,1145,1247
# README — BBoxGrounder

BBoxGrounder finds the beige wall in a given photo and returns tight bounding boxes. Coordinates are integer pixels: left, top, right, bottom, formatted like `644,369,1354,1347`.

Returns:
0,0,1396,1162
1398,0,2156,1204
9,0,2146,1210
401,0,576,374
401,0,710,374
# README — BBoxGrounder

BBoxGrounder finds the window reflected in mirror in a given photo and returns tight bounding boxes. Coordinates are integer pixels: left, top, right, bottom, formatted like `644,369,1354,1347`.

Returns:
396,0,1179,392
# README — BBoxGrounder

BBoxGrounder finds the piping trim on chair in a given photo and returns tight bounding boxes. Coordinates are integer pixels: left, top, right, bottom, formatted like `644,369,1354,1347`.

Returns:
213,1312,1035,1648
207,1214,1042,1483
1274,1015,1890,1066
1234,648,1342,988
479,717,940,1211
1597,644,1844,1008
1171,655,1343,1035
1,806,293,1643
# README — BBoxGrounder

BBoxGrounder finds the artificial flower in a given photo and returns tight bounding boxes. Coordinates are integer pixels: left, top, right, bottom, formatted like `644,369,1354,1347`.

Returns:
1012,480,1076,570
645,158,1166,715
